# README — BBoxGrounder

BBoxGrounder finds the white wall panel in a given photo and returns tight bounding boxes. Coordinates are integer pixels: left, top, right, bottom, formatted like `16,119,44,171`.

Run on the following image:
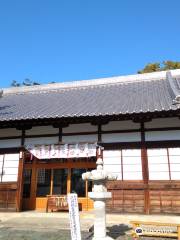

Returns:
146,130,180,141
145,117,180,128
169,148,180,155
169,156,180,163
123,157,141,164
3,167,19,175
122,149,141,157
63,123,97,133
149,172,169,180
171,172,180,180
62,134,97,143
4,154,19,161
102,120,140,131
148,148,167,156
123,164,142,172
26,126,58,135
3,160,19,168
170,164,180,172
148,148,169,180
0,128,21,137
103,150,121,158
103,150,122,180
102,132,141,143
0,139,21,148
103,157,121,165
2,175,18,182
104,164,121,173
123,172,142,180
0,161,3,170
1,153,20,183
149,164,169,172
25,137,58,145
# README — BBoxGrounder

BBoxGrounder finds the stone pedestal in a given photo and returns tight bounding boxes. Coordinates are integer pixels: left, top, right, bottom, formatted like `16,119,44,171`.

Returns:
89,192,113,240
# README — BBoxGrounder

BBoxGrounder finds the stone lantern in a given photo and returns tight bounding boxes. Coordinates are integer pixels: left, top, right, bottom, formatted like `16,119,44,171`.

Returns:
82,147,117,240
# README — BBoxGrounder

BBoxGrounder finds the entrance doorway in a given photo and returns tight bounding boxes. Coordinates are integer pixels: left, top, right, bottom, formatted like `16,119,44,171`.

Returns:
22,154,96,211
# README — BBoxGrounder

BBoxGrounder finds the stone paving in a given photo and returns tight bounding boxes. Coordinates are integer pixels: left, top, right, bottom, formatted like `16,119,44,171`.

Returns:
0,211,179,239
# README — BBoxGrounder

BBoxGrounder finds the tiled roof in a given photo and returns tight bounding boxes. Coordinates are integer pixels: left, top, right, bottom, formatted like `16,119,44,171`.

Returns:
0,70,180,122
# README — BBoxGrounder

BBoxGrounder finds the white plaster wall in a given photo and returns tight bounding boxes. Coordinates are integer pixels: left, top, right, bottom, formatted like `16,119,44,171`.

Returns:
63,123,97,133
102,120,140,131
102,132,141,143
145,130,180,141
26,126,58,135
62,134,98,143
25,136,59,145
145,117,180,128
0,139,21,148
0,128,21,137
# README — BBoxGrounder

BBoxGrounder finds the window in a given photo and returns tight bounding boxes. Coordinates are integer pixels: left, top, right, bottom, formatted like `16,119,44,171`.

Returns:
53,169,68,195
71,169,86,197
23,169,32,198
36,169,51,197
147,147,180,180
147,149,169,180
103,149,142,180
122,149,142,180
168,148,180,180
0,154,19,183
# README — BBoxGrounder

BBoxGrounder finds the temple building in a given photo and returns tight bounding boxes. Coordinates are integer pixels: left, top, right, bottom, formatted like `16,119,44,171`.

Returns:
0,69,180,214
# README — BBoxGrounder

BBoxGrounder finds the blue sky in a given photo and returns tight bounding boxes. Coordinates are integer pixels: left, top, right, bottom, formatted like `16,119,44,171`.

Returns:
0,0,180,88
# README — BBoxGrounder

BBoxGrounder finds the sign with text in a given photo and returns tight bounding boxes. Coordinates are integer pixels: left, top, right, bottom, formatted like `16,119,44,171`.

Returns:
67,193,81,240
26,143,97,159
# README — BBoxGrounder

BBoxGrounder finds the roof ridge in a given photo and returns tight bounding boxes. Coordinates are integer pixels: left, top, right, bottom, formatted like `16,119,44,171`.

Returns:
3,69,180,95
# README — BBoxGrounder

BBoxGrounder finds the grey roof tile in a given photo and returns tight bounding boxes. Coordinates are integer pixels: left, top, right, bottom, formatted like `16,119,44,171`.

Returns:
0,71,180,122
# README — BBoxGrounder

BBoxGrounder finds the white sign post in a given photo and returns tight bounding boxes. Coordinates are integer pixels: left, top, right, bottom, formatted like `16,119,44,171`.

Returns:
67,193,81,240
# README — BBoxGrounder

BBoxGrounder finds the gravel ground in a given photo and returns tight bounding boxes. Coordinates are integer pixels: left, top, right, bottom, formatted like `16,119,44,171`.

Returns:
0,228,177,240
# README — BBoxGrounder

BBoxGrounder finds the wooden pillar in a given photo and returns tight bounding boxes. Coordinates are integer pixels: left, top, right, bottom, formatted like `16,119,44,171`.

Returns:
141,122,150,214
30,158,37,210
50,169,54,195
67,168,71,194
16,150,24,212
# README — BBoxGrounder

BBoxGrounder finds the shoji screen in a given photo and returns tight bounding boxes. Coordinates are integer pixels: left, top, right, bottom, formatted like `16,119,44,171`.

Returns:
147,149,169,180
1,154,19,182
103,150,122,180
168,148,180,180
103,149,142,180
122,149,142,180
